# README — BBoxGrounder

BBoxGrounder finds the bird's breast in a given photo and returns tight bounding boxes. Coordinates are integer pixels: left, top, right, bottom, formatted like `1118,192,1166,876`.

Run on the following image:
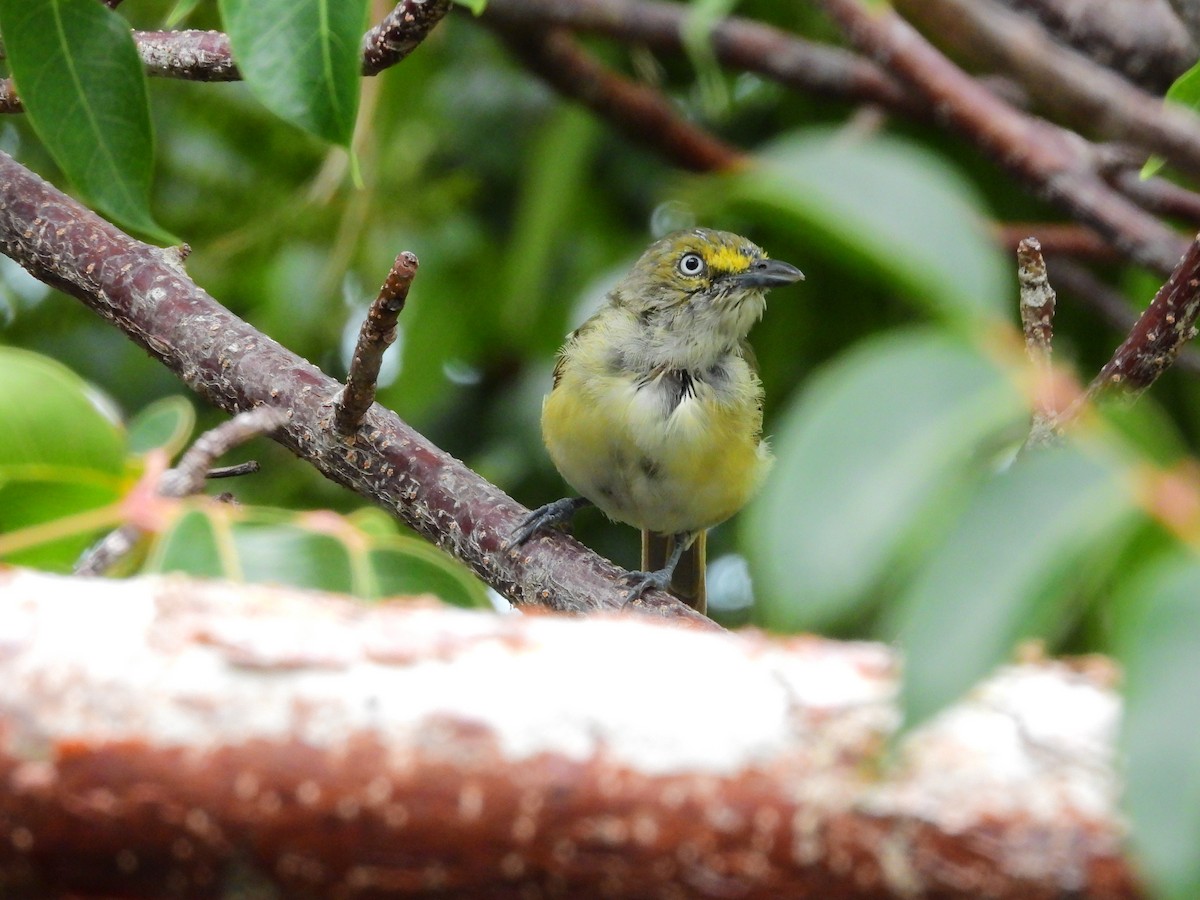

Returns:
541,352,771,534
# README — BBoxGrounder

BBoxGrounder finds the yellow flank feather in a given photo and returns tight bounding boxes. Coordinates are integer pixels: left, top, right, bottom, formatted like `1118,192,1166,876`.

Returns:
514,227,803,613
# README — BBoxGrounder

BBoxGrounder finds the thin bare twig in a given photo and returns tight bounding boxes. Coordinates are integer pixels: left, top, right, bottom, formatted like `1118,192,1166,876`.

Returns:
207,460,261,479
361,0,453,76
334,251,418,435
1085,236,1200,400
490,24,745,173
75,407,287,576
1017,238,1059,443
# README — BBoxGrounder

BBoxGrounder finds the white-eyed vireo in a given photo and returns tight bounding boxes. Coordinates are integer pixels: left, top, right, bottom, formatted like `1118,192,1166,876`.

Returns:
510,228,803,615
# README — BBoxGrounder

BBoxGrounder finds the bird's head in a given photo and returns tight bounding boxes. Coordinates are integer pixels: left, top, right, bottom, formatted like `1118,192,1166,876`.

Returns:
612,229,803,355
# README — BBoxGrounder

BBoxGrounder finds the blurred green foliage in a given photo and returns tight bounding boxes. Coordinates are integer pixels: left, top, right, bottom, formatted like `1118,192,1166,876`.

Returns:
2,3,1200,893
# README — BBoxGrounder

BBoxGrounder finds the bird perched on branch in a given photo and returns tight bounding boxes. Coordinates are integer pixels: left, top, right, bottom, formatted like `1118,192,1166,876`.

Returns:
509,228,803,615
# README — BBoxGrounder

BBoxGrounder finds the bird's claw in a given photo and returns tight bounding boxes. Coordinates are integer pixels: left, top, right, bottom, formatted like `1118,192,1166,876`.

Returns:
505,497,590,552
619,567,673,606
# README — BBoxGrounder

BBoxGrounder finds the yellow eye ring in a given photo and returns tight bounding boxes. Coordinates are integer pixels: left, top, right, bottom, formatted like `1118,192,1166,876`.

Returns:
677,252,706,277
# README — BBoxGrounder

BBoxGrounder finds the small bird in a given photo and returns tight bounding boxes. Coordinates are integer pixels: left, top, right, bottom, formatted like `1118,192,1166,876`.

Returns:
510,228,803,615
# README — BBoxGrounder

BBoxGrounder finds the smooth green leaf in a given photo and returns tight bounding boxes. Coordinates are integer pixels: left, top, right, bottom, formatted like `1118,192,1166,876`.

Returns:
127,396,196,457
218,0,368,144
0,0,171,241
451,0,488,14
0,478,121,569
145,504,490,608
748,331,1027,631
0,348,125,474
1141,59,1200,179
716,130,1010,324
893,443,1138,727
1117,553,1200,900
370,539,491,609
147,507,225,576
165,0,203,27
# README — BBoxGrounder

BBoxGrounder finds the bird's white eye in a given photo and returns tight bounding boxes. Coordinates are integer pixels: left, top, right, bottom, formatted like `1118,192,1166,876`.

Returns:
677,252,706,277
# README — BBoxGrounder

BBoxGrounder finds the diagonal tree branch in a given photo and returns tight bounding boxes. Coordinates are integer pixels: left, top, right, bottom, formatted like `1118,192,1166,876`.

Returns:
0,151,710,626
818,0,1188,275
480,0,922,118
488,23,745,173
894,0,1200,182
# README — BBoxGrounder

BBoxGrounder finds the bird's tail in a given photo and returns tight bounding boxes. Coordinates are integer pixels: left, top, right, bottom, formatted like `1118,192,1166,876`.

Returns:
642,530,707,615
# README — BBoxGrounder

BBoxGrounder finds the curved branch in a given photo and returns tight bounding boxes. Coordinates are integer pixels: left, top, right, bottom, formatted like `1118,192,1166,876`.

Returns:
0,151,709,626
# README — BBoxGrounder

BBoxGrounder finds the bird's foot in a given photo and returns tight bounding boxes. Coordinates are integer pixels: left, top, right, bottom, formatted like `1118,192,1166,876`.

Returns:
619,566,674,605
505,497,592,551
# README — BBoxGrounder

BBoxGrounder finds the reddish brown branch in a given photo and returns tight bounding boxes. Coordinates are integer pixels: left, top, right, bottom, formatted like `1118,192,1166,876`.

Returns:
1088,236,1200,397
1017,239,1058,442
362,0,453,76
481,0,921,118
0,151,709,625
135,30,240,81
0,569,1141,898
818,0,1188,275
490,24,745,173
334,252,418,435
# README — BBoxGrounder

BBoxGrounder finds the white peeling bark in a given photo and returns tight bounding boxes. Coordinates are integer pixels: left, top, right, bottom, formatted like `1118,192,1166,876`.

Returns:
0,568,1137,897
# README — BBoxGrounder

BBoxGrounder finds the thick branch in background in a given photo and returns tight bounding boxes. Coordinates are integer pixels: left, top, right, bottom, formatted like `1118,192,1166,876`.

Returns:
894,0,1200,181
480,0,921,118
818,0,1188,275
997,0,1194,92
489,23,745,173
0,569,1138,898
0,152,707,625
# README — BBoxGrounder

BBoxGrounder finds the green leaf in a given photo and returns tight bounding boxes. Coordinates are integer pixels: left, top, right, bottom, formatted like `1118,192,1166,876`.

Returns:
893,443,1139,727
218,0,368,144
127,396,196,457
0,478,121,569
450,0,488,14
0,0,172,242
0,348,125,474
0,348,129,569
747,331,1027,632
1117,552,1200,900
165,0,203,28
145,504,491,608
716,130,1010,324
1141,59,1200,179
